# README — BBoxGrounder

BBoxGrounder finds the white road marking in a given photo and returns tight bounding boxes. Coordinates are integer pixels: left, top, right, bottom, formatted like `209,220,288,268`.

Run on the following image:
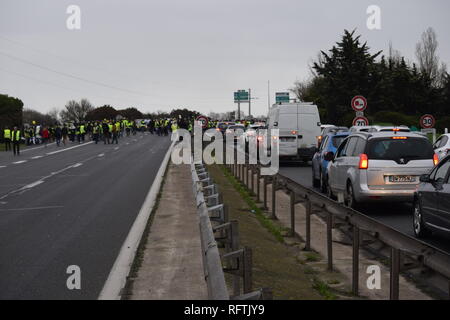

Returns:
0,166,6,169
46,141,93,155
114,147,119,150
98,153,104,157
72,163,83,168
23,180,44,189
13,160,27,164
31,156,43,159
22,142,56,152
0,205,63,212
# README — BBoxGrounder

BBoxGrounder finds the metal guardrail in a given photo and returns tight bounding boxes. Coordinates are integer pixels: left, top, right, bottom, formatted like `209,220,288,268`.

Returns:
190,160,272,300
227,145,450,300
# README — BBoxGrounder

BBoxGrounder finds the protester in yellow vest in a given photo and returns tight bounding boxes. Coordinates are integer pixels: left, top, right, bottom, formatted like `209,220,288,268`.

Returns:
3,127,11,151
11,126,21,156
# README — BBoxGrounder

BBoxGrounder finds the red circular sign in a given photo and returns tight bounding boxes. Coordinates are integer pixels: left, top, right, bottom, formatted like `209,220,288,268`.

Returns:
351,96,367,112
352,116,369,127
420,114,435,129
196,115,209,129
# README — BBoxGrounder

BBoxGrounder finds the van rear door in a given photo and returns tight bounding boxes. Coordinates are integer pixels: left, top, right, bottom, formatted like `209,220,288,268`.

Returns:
278,109,298,156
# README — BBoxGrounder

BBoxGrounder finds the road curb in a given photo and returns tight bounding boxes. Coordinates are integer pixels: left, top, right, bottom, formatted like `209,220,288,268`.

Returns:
98,140,175,300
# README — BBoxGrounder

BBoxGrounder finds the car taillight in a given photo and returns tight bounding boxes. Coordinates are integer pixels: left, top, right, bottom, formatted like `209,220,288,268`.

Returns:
433,153,439,166
359,154,369,169
391,136,407,140
291,130,298,135
257,136,263,142
216,128,220,131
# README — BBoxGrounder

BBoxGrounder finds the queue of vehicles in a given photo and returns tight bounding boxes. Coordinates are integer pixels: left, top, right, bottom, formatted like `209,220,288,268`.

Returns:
210,101,449,240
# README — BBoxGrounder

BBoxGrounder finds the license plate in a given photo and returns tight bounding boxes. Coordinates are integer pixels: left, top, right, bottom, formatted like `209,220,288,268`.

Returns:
388,175,416,183
280,137,295,142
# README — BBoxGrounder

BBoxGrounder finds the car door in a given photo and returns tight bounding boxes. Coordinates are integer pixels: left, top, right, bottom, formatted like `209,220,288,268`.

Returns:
422,158,450,226
436,160,450,231
329,138,349,193
337,137,358,191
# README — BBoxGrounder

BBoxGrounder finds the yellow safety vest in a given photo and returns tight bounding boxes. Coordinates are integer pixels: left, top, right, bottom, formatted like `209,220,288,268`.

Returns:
12,130,20,142
4,129,11,139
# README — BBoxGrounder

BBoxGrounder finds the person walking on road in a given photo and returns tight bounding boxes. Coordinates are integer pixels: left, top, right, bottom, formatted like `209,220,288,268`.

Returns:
41,126,49,147
111,123,119,144
11,126,21,156
93,122,101,144
55,124,62,147
102,121,111,144
3,127,11,151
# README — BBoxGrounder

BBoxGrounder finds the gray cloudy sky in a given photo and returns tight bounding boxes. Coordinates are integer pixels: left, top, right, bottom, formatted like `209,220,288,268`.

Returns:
0,0,449,116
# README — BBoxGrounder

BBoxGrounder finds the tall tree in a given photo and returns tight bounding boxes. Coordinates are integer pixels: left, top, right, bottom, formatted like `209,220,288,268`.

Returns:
60,98,94,123
0,94,23,129
312,30,382,125
415,27,447,88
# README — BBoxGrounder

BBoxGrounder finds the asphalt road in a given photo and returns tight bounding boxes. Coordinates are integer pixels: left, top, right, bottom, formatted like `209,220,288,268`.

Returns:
279,163,450,254
0,133,171,299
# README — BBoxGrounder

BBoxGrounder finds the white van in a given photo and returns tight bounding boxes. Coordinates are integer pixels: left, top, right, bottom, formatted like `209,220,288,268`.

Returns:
267,102,321,163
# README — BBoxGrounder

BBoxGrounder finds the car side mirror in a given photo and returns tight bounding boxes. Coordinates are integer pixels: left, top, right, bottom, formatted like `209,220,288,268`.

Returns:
324,151,335,162
273,122,278,127
419,174,431,183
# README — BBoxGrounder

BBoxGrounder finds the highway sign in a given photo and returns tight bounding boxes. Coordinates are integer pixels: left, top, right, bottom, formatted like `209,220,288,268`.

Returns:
196,115,209,129
352,116,369,127
276,92,290,103
234,90,249,103
420,114,435,129
351,96,367,112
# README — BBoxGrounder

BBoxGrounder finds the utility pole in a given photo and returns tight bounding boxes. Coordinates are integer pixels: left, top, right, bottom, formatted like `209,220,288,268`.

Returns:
237,100,240,121
267,80,271,111
248,88,251,118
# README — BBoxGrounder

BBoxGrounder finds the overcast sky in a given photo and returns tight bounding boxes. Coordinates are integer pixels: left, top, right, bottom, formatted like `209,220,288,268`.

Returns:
0,0,449,117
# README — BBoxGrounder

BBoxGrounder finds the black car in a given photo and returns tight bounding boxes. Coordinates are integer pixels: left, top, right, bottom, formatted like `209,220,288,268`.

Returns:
413,155,450,238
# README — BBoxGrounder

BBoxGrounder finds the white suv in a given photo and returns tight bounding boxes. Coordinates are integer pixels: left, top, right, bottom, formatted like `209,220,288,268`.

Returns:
325,132,438,209
433,134,450,160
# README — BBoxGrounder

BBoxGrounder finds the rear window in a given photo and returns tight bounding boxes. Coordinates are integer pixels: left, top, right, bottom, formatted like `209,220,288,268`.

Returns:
331,136,348,148
366,137,434,162
218,123,231,129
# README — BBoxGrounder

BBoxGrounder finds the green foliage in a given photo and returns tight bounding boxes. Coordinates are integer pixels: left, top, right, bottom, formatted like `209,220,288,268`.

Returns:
302,30,450,125
86,105,118,121
0,93,23,131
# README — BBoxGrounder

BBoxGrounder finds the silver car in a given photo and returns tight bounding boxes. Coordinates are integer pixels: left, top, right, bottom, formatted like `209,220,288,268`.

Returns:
325,132,438,208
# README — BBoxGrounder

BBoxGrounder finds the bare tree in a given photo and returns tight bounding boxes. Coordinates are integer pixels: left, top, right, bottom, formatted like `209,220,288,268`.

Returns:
60,99,94,123
416,27,447,87
290,79,311,101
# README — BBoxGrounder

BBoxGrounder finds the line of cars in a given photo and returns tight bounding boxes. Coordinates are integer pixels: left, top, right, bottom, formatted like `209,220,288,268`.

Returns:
312,125,450,239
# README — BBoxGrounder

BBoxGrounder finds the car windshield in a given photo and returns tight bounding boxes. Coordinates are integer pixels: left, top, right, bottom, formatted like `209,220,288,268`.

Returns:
331,136,348,148
366,137,434,161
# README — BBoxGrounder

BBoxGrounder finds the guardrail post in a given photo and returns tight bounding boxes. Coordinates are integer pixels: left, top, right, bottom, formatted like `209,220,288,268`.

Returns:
305,197,311,251
250,166,255,194
390,248,400,300
263,176,268,210
326,212,333,271
245,164,249,188
243,247,253,294
270,176,277,219
290,191,295,237
231,221,240,297
256,168,261,202
352,226,360,296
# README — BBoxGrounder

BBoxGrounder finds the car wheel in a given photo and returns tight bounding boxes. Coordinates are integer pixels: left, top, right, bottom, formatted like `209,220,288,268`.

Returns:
312,169,320,188
320,170,327,193
326,176,335,200
413,200,431,238
345,182,359,210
